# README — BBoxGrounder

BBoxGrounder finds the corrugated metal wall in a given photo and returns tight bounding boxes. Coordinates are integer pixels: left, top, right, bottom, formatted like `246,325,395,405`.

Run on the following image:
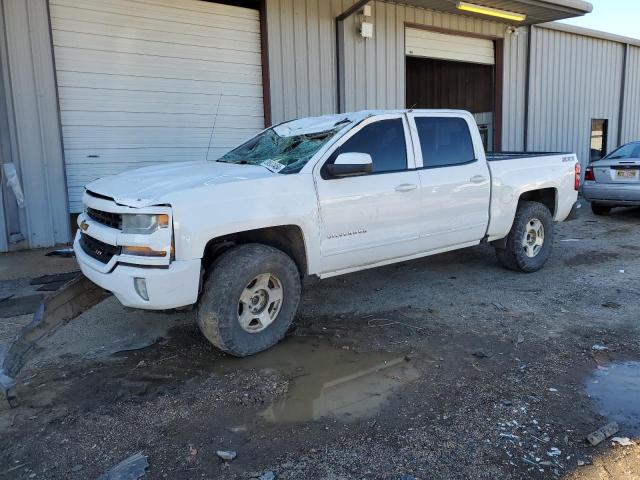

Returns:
621,45,640,144
265,0,348,123
340,2,509,112
0,0,70,249
528,26,625,166
502,28,528,151
266,0,526,151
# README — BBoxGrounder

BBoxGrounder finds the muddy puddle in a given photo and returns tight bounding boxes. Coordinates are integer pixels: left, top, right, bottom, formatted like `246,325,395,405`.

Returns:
586,361,640,435
217,336,420,423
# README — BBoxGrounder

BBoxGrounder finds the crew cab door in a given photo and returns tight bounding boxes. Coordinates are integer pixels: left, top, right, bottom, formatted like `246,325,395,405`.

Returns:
407,112,491,251
314,115,421,274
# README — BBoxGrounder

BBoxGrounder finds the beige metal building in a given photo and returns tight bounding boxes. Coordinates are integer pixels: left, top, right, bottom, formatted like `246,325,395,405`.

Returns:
0,0,638,251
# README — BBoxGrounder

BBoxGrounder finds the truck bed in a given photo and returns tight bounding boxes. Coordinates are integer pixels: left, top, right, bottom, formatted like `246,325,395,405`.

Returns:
487,152,569,161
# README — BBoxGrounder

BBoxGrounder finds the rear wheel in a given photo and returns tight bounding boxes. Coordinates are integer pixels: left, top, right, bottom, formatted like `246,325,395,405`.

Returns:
196,244,301,357
495,201,554,273
591,203,612,216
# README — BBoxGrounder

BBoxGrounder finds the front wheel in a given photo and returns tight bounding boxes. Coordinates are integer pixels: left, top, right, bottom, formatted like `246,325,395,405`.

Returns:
495,201,554,273
196,244,301,357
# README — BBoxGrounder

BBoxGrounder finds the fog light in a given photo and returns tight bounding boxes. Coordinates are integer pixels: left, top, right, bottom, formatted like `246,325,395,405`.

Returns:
134,277,149,301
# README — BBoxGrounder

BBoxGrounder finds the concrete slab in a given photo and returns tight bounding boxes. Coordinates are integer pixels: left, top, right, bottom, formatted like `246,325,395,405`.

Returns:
0,248,77,282
31,298,193,366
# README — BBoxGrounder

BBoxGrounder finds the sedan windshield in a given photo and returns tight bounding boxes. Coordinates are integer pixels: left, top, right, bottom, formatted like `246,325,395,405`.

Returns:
217,126,342,174
605,142,640,160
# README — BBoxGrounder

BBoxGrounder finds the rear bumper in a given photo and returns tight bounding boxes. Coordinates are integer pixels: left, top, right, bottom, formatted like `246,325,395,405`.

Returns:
582,182,640,206
74,232,201,310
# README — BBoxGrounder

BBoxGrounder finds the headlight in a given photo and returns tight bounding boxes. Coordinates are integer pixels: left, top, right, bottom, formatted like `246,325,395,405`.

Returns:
121,214,169,234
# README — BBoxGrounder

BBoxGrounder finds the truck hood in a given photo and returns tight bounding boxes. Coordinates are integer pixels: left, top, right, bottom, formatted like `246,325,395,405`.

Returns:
86,161,276,208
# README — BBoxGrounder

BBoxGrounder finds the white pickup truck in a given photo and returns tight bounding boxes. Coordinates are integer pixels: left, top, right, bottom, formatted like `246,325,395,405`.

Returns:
75,110,580,356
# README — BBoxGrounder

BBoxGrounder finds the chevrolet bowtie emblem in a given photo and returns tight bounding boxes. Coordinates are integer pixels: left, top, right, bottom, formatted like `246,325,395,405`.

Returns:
80,220,89,232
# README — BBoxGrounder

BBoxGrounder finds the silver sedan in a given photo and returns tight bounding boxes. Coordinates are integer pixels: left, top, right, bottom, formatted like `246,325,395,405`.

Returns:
583,141,640,215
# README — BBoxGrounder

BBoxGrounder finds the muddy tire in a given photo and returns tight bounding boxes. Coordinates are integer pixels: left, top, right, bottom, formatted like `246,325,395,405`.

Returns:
196,244,301,357
591,203,612,216
495,201,554,273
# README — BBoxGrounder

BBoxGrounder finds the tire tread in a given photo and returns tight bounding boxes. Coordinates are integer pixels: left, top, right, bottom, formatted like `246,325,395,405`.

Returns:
196,244,301,357
495,201,554,273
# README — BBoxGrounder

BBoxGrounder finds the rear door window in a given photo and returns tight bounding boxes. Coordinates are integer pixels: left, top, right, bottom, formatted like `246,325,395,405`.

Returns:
415,117,476,168
329,119,408,173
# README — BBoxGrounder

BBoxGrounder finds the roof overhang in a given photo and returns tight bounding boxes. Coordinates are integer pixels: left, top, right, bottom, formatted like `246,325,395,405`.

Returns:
339,0,593,26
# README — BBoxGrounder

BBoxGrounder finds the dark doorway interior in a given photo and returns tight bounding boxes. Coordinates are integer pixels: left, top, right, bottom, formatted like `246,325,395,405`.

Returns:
406,56,495,149
406,56,494,113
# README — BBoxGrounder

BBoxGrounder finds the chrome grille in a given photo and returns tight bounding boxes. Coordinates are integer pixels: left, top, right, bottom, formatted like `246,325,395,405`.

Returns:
79,234,121,264
87,207,122,230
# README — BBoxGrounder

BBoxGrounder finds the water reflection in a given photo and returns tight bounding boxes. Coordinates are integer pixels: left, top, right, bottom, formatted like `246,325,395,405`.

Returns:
221,337,420,423
586,361,640,436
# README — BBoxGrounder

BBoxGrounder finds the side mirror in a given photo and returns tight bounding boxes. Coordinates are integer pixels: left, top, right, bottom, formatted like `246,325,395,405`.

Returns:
326,152,373,178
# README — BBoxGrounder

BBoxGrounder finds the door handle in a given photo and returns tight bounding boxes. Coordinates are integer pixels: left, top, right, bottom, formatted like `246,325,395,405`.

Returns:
395,183,418,192
470,175,488,184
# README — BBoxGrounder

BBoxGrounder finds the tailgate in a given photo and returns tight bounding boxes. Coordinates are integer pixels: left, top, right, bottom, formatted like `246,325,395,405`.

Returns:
593,160,640,184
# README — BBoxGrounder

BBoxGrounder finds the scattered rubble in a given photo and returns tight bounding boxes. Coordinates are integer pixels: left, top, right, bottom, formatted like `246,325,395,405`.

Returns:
611,437,635,447
45,247,75,258
586,422,619,446
96,452,148,480
217,450,237,462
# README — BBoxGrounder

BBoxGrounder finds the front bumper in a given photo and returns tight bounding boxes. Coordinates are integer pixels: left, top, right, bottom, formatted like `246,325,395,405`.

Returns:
582,182,640,206
74,232,200,310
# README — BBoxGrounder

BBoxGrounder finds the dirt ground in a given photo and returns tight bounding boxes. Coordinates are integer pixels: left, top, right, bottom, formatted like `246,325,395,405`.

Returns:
1,206,639,479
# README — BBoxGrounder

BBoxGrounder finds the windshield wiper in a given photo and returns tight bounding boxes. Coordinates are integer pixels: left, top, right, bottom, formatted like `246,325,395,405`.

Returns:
216,159,249,164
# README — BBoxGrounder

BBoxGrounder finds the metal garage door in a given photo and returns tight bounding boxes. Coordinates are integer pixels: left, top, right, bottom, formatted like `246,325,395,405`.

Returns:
405,28,495,65
49,0,265,212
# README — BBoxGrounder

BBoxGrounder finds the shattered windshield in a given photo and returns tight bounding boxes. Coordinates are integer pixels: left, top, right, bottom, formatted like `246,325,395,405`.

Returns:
217,125,344,174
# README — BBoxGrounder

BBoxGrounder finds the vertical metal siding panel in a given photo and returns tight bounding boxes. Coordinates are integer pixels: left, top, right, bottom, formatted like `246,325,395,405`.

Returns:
576,33,588,163
279,0,296,120
27,0,69,243
266,0,284,123
529,27,625,167
0,4,11,252
3,0,69,247
502,29,527,150
395,4,405,108
342,0,355,112
384,2,395,109
528,27,539,150
629,47,636,142
549,31,556,152
364,2,376,108
353,5,365,109
318,0,335,115
622,46,640,143
502,34,512,148
374,1,386,109
517,30,528,149
293,0,309,117
306,0,322,116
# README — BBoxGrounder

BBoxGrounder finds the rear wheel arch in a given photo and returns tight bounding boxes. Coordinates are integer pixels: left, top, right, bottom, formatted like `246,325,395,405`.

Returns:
517,188,558,218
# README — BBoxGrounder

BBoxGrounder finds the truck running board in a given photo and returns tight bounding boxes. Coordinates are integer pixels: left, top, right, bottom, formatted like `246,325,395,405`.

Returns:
0,275,111,408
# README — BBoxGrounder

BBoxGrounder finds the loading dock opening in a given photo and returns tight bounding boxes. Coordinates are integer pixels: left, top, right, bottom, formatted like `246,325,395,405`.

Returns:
404,25,503,151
